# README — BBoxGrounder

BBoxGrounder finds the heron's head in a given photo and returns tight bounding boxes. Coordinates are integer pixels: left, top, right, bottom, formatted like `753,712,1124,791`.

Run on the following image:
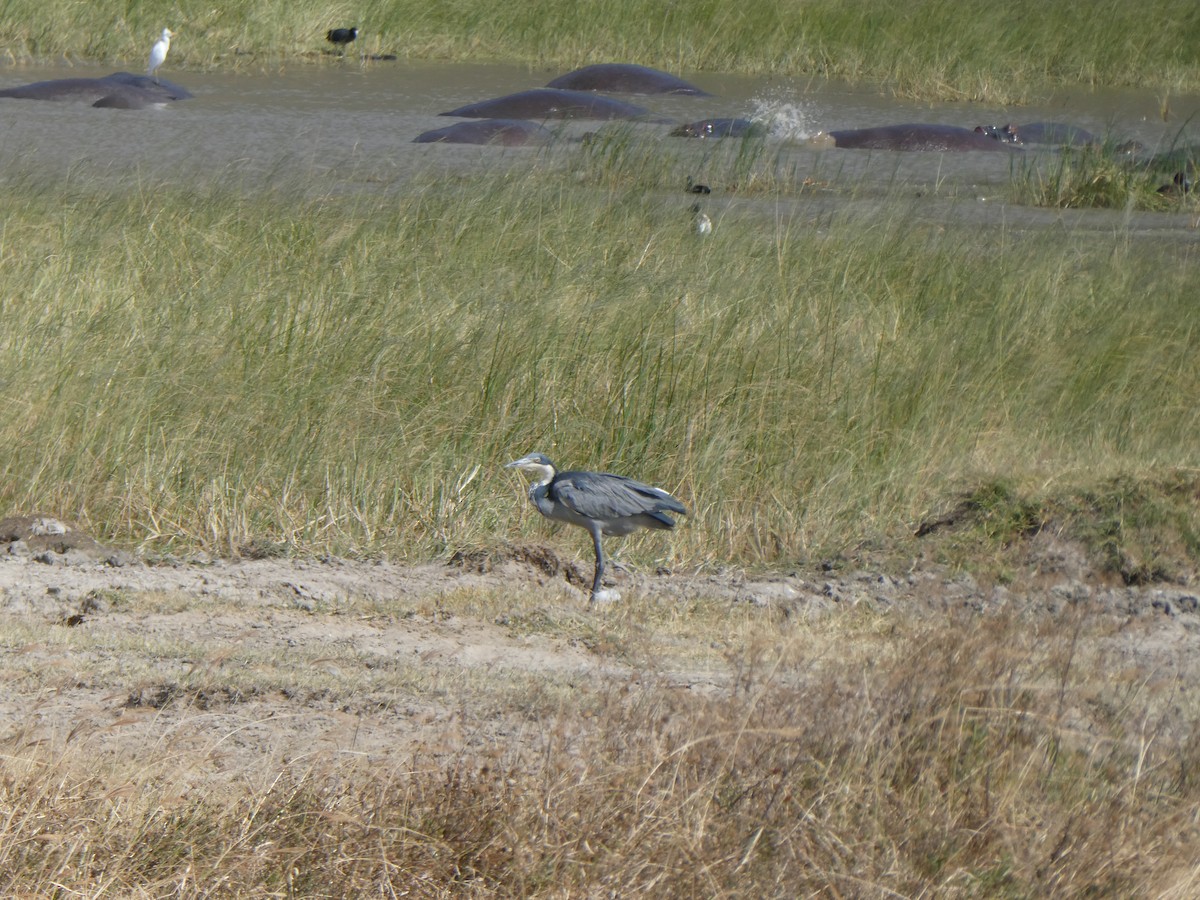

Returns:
505,453,557,484
163,28,175,40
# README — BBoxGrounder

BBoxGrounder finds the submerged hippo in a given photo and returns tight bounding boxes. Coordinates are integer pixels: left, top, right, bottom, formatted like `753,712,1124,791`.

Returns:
546,63,709,96
440,88,666,121
0,71,192,108
811,123,1021,152
974,122,1097,146
976,122,1145,153
414,119,557,146
670,117,767,139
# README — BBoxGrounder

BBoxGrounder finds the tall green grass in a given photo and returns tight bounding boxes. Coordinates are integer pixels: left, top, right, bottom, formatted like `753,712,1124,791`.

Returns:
0,148,1196,567
0,0,1198,100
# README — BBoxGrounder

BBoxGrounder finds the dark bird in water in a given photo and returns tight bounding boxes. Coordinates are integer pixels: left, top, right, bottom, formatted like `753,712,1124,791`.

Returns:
686,176,711,194
326,27,358,51
506,453,687,603
1157,171,1193,196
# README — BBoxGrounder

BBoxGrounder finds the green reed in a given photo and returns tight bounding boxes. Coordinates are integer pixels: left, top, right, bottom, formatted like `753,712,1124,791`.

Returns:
0,150,1196,566
0,0,1198,101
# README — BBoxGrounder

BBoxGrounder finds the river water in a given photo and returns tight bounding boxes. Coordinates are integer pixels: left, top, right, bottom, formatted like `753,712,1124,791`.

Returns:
0,60,1197,234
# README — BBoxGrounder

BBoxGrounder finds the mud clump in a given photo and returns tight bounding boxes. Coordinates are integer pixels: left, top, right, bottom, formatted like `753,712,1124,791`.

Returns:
0,514,136,566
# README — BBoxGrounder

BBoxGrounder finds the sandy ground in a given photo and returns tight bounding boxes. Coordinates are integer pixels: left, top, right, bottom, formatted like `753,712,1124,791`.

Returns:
1,514,1198,794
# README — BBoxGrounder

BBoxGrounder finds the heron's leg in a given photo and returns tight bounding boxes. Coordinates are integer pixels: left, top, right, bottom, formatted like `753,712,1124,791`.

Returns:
589,528,605,601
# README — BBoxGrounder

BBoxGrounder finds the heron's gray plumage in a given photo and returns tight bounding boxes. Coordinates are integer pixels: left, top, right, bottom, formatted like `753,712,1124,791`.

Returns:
506,453,686,602
550,472,682,530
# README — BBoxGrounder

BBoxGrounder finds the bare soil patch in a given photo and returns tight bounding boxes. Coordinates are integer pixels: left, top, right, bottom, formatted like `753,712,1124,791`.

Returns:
3,516,1200,894
2,517,1198,789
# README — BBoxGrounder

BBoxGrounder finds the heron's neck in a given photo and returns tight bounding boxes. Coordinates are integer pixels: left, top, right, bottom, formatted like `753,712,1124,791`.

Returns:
528,466,556,505
526,463,555,488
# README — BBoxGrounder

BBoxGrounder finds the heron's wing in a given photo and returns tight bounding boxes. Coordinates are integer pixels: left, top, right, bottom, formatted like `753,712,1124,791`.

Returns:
551,471,686,520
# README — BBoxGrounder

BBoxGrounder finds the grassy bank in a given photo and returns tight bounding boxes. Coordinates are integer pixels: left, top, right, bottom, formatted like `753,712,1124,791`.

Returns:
1,0,1199,101
0,148,1196,573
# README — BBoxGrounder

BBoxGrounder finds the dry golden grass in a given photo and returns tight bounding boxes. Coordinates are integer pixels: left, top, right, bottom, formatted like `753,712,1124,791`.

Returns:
2,579,1198,897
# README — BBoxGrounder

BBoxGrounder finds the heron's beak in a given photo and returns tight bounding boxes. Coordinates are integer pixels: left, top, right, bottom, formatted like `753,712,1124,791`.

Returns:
507,454,545,470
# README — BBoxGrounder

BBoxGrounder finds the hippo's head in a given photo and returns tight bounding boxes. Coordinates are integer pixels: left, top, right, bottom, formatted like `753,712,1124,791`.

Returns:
670,122,710,138
973,124,1020,143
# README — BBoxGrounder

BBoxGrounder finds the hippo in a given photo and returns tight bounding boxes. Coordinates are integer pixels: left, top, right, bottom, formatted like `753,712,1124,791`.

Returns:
0,71,192,108
546,63,710,96
810,124,1021,152
974,122,1098,146
670,117,767,139
0,71,191,107
440,88,666,121
414,119,557,146
976,122,1145,153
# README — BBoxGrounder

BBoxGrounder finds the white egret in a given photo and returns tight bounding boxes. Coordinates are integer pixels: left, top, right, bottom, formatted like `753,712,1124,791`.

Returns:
147,29,174,84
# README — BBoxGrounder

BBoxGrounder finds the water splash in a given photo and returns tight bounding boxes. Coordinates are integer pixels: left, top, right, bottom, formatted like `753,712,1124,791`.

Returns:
749,93,819,141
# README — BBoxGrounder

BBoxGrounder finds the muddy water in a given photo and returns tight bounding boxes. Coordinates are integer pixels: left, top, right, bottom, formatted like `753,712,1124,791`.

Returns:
0,60,1197,219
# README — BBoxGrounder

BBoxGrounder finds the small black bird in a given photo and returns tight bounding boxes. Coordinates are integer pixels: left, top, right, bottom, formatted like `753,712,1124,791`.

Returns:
326,27,358,51
1157,171,1193,196
686,176,711,195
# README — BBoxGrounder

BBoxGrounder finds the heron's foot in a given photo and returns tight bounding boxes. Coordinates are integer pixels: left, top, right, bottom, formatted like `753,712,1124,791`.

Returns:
590,589,622,605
